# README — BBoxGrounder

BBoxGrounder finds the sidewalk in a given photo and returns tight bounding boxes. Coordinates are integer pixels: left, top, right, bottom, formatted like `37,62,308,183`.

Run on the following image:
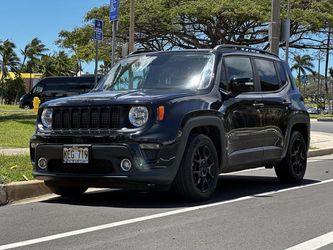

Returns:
0,131,332,156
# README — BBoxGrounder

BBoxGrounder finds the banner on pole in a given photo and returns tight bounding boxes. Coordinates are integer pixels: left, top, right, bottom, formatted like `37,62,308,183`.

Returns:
110,0,119,21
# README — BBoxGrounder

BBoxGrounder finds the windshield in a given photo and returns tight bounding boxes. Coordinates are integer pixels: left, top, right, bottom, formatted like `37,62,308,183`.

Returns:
95,53,215,91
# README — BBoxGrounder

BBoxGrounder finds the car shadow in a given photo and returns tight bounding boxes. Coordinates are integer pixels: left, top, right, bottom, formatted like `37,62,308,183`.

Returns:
41,175,319,209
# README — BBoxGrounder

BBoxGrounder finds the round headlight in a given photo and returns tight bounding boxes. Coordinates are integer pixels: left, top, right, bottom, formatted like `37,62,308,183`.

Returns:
41,108,53,129
129,106,149,127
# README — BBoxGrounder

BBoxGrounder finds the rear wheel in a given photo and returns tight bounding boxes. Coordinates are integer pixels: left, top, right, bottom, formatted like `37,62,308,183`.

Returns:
23,104,31,110
275,131,307,183
45,181,88,197
173,134,219,201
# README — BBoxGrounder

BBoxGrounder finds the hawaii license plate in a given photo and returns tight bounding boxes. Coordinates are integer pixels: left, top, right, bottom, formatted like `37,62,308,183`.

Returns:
63,145,90,164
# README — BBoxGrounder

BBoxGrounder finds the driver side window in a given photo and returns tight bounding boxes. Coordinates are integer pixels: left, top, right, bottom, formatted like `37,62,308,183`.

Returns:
33,84,44,94
224,56,254,92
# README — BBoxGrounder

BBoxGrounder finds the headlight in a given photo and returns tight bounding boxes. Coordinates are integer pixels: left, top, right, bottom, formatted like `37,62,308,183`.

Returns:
41,108,53,129
129,106,149,127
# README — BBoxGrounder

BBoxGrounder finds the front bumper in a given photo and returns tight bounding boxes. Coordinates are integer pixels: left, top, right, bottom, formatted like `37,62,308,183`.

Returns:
30,136,181,188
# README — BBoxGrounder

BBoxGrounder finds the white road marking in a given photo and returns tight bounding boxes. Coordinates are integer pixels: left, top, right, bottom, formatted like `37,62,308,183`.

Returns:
1,179,333,250
285,231,333,250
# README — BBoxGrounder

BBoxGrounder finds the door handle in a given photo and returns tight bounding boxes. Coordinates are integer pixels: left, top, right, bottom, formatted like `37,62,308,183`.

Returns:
253,103,264,108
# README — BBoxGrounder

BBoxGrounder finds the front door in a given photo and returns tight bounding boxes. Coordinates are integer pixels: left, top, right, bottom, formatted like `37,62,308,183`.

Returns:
219,55,263,169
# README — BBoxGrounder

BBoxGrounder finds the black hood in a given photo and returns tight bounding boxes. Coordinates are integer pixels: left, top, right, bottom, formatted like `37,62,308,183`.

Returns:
43,89,199,108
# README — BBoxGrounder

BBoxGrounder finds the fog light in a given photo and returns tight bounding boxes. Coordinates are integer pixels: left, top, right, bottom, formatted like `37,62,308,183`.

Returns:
120,159,132,172
30,143,38,149
38,158,48,169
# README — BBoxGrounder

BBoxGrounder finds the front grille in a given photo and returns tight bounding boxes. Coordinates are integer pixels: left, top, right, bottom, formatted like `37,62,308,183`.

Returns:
52,107,126,130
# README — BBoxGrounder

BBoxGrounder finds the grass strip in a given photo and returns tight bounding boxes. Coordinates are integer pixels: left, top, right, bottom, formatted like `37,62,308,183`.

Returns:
0,154,33,184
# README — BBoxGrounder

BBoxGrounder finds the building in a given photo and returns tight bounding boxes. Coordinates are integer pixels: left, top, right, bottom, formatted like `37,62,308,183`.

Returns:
0,72,43,92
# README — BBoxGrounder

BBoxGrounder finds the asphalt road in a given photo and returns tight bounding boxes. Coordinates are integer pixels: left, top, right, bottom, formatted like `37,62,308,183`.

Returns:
311,120,333,133
0,155,333,250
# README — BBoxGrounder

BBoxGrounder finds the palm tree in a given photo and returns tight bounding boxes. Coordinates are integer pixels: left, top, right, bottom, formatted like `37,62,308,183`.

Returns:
291,55,315,97
0,40,20,103
21,38,48,89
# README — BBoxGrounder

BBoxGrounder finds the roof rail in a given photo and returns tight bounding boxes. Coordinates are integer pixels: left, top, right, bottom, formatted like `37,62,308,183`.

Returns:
129,49,154,55
213,44,279,58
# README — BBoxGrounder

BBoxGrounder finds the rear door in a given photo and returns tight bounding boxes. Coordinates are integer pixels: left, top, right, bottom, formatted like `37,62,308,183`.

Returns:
219,55,264,169
254,58,290,162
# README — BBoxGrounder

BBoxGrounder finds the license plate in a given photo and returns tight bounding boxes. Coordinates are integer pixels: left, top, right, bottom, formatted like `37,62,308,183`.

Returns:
63,145,89,164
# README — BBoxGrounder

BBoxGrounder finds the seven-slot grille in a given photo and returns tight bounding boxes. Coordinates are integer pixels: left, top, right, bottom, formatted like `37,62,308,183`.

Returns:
52,107,123,130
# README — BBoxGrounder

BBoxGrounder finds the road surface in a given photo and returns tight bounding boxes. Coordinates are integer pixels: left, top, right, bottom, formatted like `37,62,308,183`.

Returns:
0,155,332,250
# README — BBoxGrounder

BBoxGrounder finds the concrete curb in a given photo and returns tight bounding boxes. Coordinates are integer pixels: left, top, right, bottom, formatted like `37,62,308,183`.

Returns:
308,148,333,158
317,117,333,122
0,148,333,206
0,180,50,206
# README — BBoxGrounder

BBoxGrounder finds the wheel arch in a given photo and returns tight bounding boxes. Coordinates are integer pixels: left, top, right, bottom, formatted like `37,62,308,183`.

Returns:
282,114,310,159
176,114,227,172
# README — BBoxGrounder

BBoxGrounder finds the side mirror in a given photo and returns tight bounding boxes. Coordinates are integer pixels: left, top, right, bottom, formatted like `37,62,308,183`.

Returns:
230,78,254,93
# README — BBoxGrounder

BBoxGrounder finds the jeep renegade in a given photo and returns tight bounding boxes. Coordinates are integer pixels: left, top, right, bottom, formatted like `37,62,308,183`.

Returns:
30,45,310,201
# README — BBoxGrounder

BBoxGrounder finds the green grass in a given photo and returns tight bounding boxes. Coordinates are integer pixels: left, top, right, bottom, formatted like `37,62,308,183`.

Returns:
0,111,36,148
310,114,333,119
0,104,21,110
0,154,33,184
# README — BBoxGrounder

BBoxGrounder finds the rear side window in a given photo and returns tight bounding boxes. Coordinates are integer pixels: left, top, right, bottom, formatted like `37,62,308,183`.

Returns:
224,56,254,91
255,59,279,92
276,62,288,87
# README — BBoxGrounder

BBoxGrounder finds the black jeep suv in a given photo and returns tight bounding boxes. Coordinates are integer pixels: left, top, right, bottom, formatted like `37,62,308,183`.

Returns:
30,45,310,201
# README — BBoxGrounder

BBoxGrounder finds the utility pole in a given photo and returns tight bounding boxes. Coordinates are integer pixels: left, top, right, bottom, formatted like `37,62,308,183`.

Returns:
324,26,331,95
285,0,290,63
324,26,332,113
317,50,322,96
270,0,281,55
128,0,135,53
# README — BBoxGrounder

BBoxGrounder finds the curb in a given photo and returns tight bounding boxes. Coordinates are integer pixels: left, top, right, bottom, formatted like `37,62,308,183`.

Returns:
308,148,333,158
317,118,333,122
0,180,50,206
1,148,333,206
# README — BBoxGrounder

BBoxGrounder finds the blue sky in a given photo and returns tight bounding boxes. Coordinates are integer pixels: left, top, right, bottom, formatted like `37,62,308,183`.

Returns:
0,0,107,73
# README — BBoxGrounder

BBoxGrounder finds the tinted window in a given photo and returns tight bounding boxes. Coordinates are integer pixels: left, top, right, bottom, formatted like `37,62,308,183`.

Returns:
276,62,288,87
224,56,254,91
32,84,43,94
282,62,297,90
220,62,228,90
43,83,70,91
255,59,279,92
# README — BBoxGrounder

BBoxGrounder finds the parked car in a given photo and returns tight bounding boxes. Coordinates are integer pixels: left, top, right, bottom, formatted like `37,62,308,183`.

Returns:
19,75,100,109
30,45,310,201
306,107,319,114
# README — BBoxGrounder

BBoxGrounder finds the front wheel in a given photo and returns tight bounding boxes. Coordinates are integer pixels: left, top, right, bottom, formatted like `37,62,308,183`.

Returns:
45,181,88,197
275,131,307,183
173,134,219,201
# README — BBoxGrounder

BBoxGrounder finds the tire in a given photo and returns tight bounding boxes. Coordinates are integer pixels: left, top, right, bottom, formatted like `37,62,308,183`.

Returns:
173,134,219,201
275,131,307,183
22,104,31,110
45,181,88,197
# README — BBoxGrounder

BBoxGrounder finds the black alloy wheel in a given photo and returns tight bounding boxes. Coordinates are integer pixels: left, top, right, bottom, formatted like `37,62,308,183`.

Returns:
173,134,219,201
192,144,217,193
275,131,307,183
